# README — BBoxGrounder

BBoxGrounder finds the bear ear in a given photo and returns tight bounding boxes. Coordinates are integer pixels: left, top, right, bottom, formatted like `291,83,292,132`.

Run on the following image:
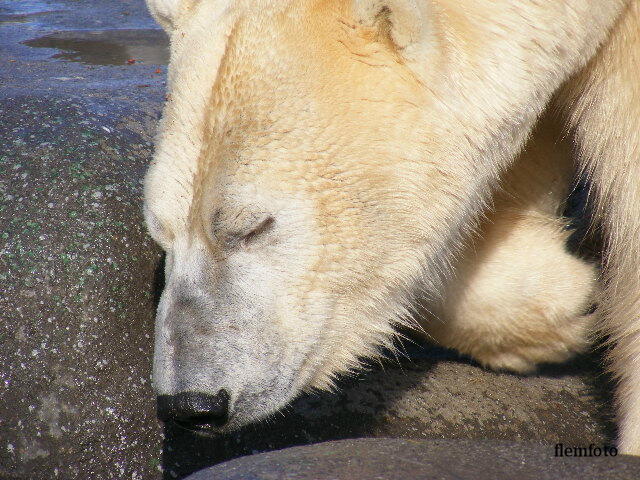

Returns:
353,0,434,61
146,0,183,32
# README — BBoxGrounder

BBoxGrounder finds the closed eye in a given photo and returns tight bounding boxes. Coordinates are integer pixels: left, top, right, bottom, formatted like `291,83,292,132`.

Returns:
210,207,276,250
240,215,275,246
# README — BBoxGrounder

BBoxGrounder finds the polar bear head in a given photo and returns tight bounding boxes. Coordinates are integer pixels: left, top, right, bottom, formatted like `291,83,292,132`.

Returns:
143,0,582,432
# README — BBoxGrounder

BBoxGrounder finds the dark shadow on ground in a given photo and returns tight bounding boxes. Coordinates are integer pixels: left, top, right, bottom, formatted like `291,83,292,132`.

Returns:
153,252,166,307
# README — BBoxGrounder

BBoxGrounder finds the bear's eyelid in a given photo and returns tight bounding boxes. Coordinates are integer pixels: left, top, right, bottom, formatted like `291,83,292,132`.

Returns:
211,211,275,248
241,215,275,245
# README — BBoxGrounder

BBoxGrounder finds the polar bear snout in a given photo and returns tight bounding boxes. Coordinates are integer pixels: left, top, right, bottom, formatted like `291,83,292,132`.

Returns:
151,243,305,431
157,389,231,431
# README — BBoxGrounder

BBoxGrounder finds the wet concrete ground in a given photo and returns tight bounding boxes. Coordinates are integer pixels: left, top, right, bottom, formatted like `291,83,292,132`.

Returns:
1,1,168,478
188,438,640,480
0,1,629,479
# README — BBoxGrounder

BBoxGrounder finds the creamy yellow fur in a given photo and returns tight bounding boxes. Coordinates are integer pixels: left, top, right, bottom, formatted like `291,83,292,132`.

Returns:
144,0,639,453
557,1,640,455
423,115,599,374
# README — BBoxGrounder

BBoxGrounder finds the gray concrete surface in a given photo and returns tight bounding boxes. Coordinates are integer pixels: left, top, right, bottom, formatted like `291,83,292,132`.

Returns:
185,438,640,480
0,1,623,479
1,1,167,479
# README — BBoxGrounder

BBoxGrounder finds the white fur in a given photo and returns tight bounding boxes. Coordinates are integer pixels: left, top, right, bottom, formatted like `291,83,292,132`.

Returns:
146,0,182,30
557,1,640,454
144,0,639,452
144,0,235,243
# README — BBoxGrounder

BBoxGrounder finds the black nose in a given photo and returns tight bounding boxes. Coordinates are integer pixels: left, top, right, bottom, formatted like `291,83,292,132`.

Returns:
157,389,230,428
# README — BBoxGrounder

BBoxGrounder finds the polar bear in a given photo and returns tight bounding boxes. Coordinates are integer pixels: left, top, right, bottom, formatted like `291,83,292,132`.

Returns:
142,0,640,454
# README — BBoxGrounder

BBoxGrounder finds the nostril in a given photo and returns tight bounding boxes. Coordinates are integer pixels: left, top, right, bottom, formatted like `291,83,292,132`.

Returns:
157,389,231,428
176,389,230,426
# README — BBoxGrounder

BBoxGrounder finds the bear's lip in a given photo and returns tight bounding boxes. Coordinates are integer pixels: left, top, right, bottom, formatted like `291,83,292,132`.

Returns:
173,420,225,436
171,412,236,436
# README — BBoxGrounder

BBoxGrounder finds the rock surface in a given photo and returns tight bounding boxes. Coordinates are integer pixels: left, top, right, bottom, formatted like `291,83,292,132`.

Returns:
185,438,640,480
0,1,166,478
0,1,621,479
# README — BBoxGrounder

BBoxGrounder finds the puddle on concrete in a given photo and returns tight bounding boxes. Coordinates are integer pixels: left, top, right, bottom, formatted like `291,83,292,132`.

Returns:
23,29,169,66
0,11,54,25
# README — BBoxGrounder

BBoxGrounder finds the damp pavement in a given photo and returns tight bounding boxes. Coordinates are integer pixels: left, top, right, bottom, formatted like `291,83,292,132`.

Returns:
1,1,167,479
0,1,635,479
186,438,640,480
